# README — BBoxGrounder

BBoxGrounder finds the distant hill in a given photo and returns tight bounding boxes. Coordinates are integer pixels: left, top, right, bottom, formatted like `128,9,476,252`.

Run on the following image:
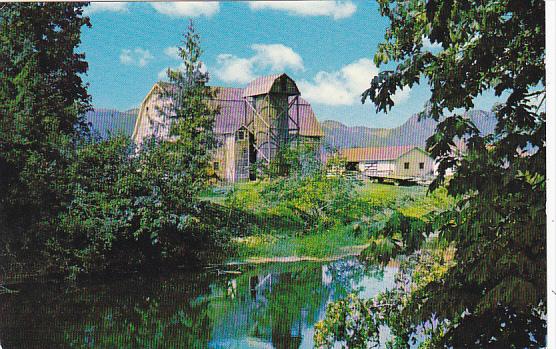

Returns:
85,107,497,151
85,108,138,139
321,110,497,150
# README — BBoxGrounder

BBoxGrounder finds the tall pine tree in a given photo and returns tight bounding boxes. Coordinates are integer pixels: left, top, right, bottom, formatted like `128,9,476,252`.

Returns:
156,19,217,203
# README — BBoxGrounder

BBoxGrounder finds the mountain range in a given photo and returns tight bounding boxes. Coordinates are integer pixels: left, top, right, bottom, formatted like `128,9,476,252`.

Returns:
86,108,497,150
85,108,139,139
320,110,497,150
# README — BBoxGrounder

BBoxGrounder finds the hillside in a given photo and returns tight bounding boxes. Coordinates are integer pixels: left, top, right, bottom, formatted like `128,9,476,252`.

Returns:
85,108,138,139
85,107,497,150
321,110,497,149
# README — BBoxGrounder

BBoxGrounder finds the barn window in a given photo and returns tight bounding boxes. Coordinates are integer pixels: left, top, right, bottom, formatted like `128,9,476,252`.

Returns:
404,162,410,169
213,161,219,171
236,130,246,141
419,162,424,169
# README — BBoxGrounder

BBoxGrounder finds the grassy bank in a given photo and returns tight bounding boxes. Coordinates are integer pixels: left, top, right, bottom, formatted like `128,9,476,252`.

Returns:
231,226,369,261
201,181,454,262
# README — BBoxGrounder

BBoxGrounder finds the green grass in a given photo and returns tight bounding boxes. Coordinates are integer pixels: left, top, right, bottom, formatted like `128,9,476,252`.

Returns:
232,225,368,260
357,183,454,219
204,181,454,261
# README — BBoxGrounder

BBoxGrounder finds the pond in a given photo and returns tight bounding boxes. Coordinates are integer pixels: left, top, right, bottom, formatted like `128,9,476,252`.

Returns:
0,257,397,349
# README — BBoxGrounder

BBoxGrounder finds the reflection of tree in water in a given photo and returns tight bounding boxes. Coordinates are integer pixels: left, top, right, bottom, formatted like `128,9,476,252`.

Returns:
263,268,325,349
208,262,329,349
2,275,216,348
325,257,385,299
0,258,390,349
60,274,216,349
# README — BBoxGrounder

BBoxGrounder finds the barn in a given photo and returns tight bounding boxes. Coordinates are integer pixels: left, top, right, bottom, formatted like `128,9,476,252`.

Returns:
132,73,324,182
339,145,435,181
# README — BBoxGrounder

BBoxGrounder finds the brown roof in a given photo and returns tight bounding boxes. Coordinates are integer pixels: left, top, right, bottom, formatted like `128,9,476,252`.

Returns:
340,146,423,162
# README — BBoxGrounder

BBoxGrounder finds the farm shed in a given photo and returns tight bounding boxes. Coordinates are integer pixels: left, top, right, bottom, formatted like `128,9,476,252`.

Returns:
132,73,324,182
339,145,434,181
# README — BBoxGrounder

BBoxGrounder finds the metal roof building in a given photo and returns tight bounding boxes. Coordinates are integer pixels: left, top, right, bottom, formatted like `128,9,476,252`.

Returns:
339,145,435,182
132,73,324,182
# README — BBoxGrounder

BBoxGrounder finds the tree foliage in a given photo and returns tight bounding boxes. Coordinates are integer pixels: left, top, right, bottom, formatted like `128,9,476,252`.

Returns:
0,3,91,263
261,172,358,231
224,145,358,233
318,0,545,347
157,20,217,198
45,22,226,278
48,136,229,278
0,13,227,278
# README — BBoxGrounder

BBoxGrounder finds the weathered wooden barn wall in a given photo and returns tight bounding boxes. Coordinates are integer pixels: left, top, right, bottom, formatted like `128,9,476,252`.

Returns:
211,135,227,180
223,135,236,182
133,85,173,146
233,129,251,181
357,160,395,175
212,131,250,182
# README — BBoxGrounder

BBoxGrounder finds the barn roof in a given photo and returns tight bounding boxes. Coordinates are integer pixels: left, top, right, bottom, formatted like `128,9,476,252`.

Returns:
209,90,323,137
209,88,245,134
242,73,300,97
288,97,324,137
141,75,323,138
340,145,424,162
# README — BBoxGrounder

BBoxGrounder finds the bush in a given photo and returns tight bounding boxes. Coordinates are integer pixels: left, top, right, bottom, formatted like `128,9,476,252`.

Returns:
46,136,228,278
361,211,432,264
261,173,359,231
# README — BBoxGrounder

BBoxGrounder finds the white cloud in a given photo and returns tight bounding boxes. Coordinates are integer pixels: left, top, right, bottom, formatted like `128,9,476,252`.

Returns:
84,2,129,15
298,58,412,106
157,62,208,81
248,1,356,20
251,44,304,72
421,36,443,51
391,86,411,105
215,54,256,84
215,44,304,84
164,46,180,60
151,2,219,18
119,48,154,67
297,58,380,106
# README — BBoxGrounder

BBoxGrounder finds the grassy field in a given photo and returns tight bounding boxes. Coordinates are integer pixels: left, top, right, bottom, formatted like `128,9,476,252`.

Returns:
356,182,454,218
201,181,454,262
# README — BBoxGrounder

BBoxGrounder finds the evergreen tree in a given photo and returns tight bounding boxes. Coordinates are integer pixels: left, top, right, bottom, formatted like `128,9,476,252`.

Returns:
0,3,91,262
157,19,217,202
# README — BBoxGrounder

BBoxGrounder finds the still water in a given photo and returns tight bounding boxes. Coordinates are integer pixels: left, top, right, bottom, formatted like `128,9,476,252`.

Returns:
0,257,397,349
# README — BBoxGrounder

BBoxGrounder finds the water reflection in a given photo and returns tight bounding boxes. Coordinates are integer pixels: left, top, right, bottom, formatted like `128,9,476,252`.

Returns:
0,257,396,349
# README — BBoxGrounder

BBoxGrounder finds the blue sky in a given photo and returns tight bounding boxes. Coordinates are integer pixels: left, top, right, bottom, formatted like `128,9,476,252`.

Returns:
81,1,501,128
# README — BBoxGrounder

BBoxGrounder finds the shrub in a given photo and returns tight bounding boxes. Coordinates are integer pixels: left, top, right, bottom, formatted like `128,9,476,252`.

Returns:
261,173,359,231
46,136,229,278
361,211,432,265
